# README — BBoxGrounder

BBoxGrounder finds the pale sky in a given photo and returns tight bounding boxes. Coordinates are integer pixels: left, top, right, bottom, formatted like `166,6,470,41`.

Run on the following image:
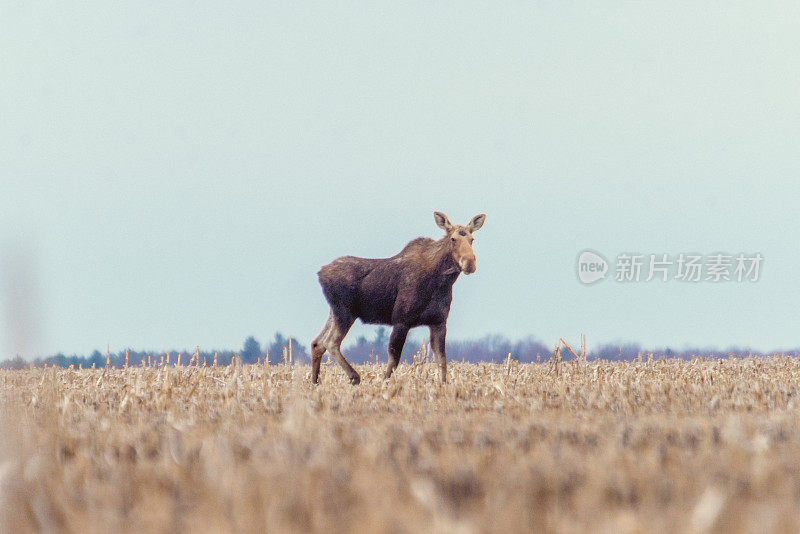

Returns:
2,2,799,358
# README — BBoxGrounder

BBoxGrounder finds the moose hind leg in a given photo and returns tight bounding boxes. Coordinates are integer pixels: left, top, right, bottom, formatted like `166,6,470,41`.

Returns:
384,325,409,379
326,314,360,385
310,314,333,384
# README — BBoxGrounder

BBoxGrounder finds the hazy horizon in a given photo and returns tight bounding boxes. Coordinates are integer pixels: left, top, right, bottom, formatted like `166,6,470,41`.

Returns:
3,3,799,359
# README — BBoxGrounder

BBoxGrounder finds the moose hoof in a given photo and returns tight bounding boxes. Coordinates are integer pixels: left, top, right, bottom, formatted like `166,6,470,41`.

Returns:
349,374,361,385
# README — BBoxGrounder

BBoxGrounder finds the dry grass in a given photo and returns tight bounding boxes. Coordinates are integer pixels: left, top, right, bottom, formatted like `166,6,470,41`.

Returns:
2,357,800,533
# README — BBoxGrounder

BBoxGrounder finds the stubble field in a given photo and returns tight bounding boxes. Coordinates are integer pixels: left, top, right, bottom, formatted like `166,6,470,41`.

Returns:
2,356,800,533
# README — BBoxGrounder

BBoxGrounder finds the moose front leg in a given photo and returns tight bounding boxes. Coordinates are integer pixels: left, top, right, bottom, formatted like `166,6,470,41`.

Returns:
384,325,409,379
430,323,447,383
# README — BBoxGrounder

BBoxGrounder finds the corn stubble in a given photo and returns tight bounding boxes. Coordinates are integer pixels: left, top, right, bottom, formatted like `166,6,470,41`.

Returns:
2,356,800,533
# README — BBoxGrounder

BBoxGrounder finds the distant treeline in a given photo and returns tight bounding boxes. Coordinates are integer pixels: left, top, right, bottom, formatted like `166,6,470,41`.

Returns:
1,330,797,369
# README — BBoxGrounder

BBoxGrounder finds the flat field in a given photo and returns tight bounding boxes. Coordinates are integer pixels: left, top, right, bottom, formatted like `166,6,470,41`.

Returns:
2,357,800,533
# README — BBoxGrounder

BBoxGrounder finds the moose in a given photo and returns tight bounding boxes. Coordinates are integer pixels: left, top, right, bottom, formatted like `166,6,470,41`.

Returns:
311,211,486,385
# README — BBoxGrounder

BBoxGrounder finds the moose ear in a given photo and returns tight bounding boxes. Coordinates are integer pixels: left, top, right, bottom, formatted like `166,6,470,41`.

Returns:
433,211,453,232
467,213,486,232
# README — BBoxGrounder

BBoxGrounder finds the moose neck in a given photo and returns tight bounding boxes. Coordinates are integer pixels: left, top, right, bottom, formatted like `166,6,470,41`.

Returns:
430,237,462,280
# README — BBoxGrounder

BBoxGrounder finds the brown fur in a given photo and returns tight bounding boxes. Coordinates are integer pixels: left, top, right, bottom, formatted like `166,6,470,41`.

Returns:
311,211,486,384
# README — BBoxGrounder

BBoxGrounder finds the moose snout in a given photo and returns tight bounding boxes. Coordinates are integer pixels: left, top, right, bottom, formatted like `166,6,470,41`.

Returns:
460,257,477,274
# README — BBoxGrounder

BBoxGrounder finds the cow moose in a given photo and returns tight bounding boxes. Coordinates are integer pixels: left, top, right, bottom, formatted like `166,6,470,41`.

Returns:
311,211,486,385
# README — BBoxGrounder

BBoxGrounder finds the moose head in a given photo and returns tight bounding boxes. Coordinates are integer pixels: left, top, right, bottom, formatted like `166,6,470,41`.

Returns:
433,211,486,275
